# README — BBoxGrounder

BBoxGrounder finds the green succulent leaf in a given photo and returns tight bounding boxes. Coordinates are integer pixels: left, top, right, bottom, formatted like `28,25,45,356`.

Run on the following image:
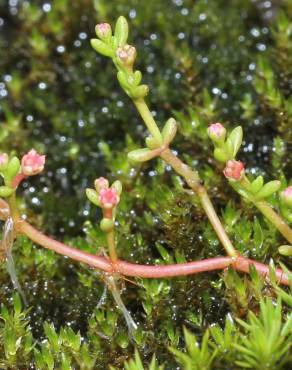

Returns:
145,136,162,149
214,147,230,162
117,70,129,90
114,16,129,47
85,188,100,206
0,186,14,197
111,180,122,195
278,245,292,256
254,180,281,200
228,126,243,158
134,70,142,85
128,148,158,162
162,118,177,144
5,156,20,181
251,175,264,194
90,39,114,57
130,84,149,99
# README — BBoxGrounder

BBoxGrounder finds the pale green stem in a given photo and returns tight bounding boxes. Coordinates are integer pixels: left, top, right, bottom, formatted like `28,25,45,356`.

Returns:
161,149,238,257
107,230,118,263
239,176,292,243
198,189,239,257
7,193,20,223
133,98,163,142
103,208,118,263
256,201,292,244
130,97,238,257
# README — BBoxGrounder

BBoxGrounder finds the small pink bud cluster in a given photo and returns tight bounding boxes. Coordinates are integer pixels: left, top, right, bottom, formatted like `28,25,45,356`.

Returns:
95,23,112,40
21,149,46,176
116,44,137,66
223,160,245,181
95,177,120,209
281,186,292,208
207,123,226,142
0,153,9,169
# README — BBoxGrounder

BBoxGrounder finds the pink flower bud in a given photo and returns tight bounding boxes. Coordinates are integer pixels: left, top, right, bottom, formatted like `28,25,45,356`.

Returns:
94,177,109,192
116,44,137,66
223,160,244,181
280,186,292,208
99,188,120,209
0,153,9,169
95,23,112,40
207,123,226,142
21,149,46,176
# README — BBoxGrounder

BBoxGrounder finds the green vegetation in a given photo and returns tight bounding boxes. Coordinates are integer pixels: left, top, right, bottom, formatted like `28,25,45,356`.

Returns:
0,0,291,368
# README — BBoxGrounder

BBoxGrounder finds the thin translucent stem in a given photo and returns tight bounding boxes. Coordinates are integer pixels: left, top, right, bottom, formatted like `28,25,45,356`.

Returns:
1,217,27,304
6,248,27,305
104,274,137,336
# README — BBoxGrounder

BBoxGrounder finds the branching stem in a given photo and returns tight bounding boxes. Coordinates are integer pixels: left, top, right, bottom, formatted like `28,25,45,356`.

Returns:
134,98,238,257
0,200,288,285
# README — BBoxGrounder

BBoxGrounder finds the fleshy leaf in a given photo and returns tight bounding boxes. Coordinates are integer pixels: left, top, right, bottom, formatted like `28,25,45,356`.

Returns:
5,157,20,181
117,70,129,90
0,186,13,198
131,84,149,99
145,136,162,149
214,147,230,162
251,175,264,194
86,188,100,206
128,148,158,162
111,180,122,195
228,126,243,158
114,16,129,47
133,70,142,85
255,180,281,200
278,245,292,256
162,118,177,144
90,39,114,57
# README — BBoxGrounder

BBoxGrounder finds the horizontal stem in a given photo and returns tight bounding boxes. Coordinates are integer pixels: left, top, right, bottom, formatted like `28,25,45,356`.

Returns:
19,221,113,273
17,220,289,285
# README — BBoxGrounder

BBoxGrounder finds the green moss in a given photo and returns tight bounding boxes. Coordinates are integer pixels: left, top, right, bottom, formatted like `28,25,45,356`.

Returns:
0,0,291,368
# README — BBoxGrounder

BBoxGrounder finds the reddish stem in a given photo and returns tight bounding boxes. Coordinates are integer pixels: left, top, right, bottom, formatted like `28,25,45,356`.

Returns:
18,221,113,272
18,221,289,285
12,173,27,188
